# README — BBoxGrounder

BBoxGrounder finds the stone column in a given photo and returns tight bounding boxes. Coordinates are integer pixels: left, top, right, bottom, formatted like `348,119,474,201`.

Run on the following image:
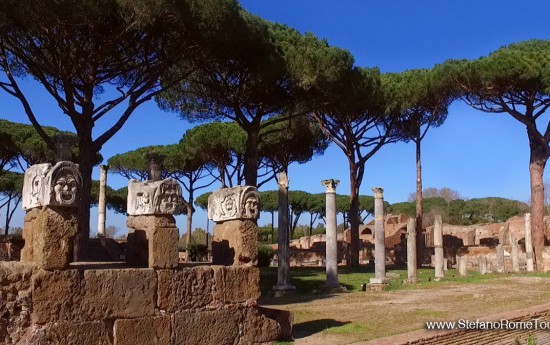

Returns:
496,244,505,273
97,165,108,237
478,255,487,274
458,255,467,277
434,215,445,280
525,213,534,272
370,187,388,287
406,217,417,283
321,179,345,291
273,172,296,295
511,235,520,272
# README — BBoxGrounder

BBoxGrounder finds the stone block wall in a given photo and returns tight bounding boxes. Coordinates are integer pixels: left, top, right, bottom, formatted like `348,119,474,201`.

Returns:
1,262,285,345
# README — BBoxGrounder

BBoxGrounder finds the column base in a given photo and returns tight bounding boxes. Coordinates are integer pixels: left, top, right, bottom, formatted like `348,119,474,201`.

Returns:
320,282,347,294
368,277,389,292
403,277,418,284
271,284,297,298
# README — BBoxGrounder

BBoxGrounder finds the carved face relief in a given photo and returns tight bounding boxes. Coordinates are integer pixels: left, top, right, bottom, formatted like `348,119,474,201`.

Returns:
136,191,151,212
31,175,42,205
54,174,78,205
155,182,183,214
221,193,238,218
244,196,259,218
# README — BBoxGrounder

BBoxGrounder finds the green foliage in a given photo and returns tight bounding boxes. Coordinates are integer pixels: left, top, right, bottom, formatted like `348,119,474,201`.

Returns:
390,197,529,225
257,244,275,267
187,243,209,262
194,192,212,211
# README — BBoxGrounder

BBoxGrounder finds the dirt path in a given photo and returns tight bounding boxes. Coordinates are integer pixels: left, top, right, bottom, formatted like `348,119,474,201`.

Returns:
262,276,550,344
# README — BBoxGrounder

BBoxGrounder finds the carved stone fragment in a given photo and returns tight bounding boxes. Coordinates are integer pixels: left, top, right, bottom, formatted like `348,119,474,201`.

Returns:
22,161,82,210
207,186,260,222
127,179,186,216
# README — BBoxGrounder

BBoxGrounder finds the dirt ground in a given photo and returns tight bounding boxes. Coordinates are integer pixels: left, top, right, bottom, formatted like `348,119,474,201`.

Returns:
261,275,550,344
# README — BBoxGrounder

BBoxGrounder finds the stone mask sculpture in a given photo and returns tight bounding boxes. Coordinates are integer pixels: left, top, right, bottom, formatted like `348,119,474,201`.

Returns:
208,186,260,222
127,178,186,216
22,161,82,210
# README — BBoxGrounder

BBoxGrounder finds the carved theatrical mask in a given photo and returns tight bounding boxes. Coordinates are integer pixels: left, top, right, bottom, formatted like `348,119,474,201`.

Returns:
127,178,186,216
22,162,82,210
207,185,260,222
47,162,82,207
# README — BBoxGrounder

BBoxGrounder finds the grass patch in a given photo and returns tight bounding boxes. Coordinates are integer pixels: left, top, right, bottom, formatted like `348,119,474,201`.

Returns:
414,309,447,318
324,323,367,334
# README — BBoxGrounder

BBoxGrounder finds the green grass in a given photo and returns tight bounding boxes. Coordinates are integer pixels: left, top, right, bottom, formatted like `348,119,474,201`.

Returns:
324,323,367,334
259,265,531,300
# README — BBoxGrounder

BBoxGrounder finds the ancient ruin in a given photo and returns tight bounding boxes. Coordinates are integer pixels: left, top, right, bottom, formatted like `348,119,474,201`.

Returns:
209,185,260,266
321,179,345,292
1,173,289,344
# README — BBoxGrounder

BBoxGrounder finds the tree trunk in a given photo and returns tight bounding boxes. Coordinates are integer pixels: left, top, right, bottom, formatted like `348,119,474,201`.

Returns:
74,136,95,261
415,139,425,267
529,147,548,271
348,162,360,267
244,127,259,187
186,202,193,250
4,196,10,236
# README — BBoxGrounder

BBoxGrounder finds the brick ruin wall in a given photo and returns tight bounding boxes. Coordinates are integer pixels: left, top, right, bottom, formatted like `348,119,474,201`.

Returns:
0,262,290,345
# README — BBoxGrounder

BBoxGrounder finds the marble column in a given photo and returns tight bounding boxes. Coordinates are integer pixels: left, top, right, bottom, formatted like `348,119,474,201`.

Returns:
322,179,344,291
97,164,108,237
434,215,445,280
370,187,388,285
525,213,534,272
511,235,520,272
273,172,296,295
407,217,417,282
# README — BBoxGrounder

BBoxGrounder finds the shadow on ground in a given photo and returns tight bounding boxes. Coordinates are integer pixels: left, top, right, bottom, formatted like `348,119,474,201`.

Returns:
293,319,351,339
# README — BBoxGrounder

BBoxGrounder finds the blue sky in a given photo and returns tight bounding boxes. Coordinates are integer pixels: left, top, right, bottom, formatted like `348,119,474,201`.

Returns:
1,0,550,235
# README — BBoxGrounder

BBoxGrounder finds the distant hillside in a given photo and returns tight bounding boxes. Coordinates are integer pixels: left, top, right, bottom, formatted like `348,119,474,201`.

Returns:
389,197,529,226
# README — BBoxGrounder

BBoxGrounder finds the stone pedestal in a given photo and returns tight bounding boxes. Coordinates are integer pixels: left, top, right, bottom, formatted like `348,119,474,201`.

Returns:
21,207,78,270
434,215,445,280
21,161,82,270
126,215,179,269
212,219,258,266
406,217,417,283
208,186,260,267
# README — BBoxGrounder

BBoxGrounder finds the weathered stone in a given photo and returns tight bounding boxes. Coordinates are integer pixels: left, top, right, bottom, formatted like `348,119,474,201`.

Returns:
148,227,179,269
127,179,185,216
32,269,81,324
126,215,176,230
114,316,170,345
81,269,156,320
208,186,260,222
173,310,240,345
213,266,260,304
212,219,258,266
273,172,296,294
126,215,179,268
240,307,282,344
41,321,112,345
458,255,467,277
478,255,488,275
157,266,214,312
22,207,78,270
406,217,417,282
372,187,386,280
257,306,293,341
22,161,82,210
0,262,34,345
525,212,535,272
